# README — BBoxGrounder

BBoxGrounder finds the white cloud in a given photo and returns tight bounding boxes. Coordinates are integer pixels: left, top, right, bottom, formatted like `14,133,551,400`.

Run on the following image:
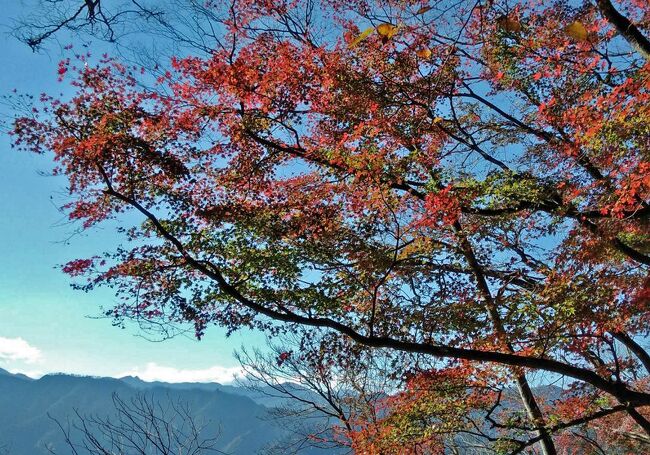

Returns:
120,362,244,384
0,337,42,363
7,368,43,379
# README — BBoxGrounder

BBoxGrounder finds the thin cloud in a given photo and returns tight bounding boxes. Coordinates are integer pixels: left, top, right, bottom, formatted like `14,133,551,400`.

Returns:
0,337,42,363
120,362,244,384
7,368,43,378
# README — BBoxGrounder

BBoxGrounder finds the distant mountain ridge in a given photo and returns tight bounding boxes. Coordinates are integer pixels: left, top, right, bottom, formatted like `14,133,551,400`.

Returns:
118,374,323,408
0,368,565,454
0,368,334,455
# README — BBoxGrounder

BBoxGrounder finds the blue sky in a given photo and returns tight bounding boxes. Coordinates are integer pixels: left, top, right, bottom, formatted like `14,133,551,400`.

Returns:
0,4,266,382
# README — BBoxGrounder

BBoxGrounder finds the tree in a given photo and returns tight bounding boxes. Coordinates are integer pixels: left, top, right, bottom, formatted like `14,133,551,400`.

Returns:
237,333,509,454
48,392,221,454
236,333,392,453
11,0,650,453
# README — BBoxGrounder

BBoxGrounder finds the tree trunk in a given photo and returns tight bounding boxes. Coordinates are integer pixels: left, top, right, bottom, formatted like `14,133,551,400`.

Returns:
596,0,650,61
456,224,557,455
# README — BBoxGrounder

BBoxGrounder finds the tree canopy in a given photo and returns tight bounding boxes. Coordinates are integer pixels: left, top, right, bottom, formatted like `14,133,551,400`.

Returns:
11,0,650,453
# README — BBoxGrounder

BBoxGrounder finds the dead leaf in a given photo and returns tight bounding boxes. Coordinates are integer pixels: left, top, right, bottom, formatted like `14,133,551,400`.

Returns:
564,21,589,42
496,15,522,33
376,23,399,40
416,5,433,15
416,48,432,59
349,27,374,48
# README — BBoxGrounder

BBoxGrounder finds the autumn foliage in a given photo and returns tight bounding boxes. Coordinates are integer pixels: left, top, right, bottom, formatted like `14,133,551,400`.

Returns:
11,0,650,453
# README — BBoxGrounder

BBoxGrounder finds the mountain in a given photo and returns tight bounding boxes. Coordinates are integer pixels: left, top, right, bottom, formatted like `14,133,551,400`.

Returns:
0,368,564,454
0,367,33,381
0,368,336,454
119,374,324,408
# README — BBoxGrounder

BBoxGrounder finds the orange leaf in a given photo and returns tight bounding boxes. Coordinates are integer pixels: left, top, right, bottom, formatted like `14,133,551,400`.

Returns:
416,5,433,15
376,23,399,39
496,16,522,33
416,48,432,59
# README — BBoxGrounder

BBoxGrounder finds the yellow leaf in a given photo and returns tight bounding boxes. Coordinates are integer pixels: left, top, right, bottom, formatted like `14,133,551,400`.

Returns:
496,15,522,33
416,5,432,15
564,21,589,41
432,116,443,124
349,26,374,48
416,48,432,59
376,23,399,39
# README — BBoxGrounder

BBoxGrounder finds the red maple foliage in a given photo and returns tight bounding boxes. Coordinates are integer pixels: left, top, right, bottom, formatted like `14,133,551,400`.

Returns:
11,0,650,453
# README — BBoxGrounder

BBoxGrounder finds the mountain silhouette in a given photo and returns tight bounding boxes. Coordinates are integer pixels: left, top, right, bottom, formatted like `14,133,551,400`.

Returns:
0,368,337,454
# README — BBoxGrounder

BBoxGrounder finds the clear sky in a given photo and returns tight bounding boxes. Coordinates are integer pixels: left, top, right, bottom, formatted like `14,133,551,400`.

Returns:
0,4,266,383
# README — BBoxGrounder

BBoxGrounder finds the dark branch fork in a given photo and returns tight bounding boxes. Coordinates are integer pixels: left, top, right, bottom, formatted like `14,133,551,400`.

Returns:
96,164,650,410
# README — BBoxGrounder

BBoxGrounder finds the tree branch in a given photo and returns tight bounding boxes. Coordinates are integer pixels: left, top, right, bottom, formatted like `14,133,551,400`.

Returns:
596,0,650,61
98,174,650,408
